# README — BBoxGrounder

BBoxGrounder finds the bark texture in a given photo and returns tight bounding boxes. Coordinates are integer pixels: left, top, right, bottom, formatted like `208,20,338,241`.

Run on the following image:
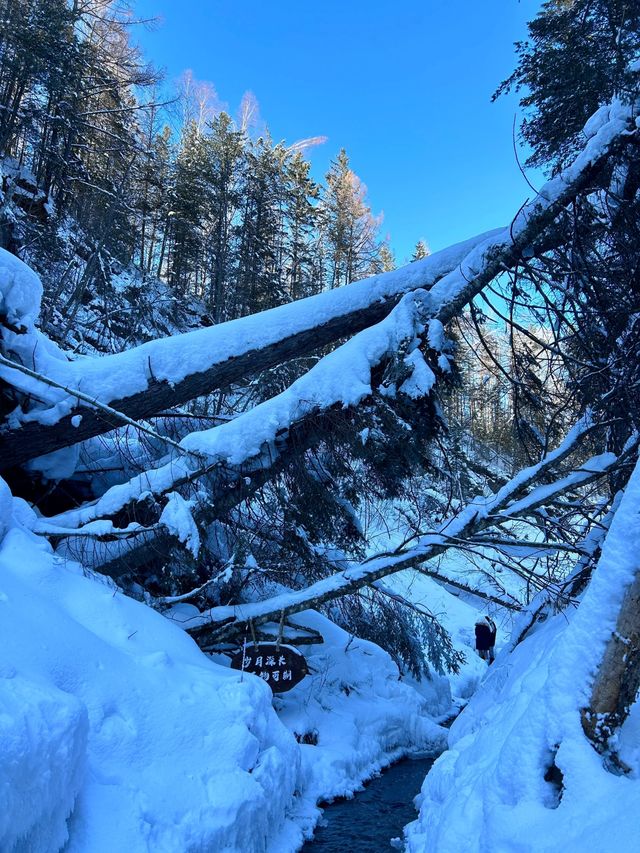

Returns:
582,568,640,760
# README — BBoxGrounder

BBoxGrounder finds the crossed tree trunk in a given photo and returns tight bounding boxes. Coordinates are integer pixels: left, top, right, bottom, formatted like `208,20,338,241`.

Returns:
2,95,639,768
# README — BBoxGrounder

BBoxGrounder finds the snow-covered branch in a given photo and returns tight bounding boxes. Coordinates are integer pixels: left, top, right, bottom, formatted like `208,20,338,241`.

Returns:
183,427,636,643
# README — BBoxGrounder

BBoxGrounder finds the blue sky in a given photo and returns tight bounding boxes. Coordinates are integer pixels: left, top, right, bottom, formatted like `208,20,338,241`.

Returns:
133,0,543,262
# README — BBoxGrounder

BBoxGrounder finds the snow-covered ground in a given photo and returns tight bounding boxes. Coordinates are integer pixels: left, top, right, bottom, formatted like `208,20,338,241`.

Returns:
0,482,450,853
0,492,298,852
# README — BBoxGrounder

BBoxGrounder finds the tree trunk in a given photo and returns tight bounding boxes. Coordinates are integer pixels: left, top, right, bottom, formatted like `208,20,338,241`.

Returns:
581,568,640,766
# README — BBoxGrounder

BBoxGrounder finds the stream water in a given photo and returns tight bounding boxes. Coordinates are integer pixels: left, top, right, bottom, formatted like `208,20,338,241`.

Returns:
301,755,435,852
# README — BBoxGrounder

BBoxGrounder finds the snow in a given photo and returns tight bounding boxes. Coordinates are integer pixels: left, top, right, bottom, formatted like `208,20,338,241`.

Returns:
0,482,450,852
0,229,497,433
404,457,640,852
2,92,638,852
158,491,200,558
0,476,11,541
427,319,445,352
540,98,635,204
0,496,299,852
0,246,42,328
582,104,613,140
0,670,87,853
399,347,436,398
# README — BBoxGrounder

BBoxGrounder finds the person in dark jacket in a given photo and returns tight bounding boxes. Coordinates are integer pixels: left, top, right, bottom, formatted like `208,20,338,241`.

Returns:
475,616,497,663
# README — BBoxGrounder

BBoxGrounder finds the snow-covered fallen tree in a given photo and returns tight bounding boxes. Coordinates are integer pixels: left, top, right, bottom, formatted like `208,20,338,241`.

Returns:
0,94,636,477
1,86,639,851
180,420,637,643
1,92,636,681
0,230,490,469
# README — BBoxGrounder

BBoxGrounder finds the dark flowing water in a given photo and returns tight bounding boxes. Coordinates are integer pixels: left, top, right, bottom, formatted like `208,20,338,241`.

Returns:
301,755,435,852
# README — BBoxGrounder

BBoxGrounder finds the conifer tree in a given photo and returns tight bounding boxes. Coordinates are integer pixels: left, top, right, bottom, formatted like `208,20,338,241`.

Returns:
133,101,172,276
234,135,288,315
167,121,211,296
202,112,244,322
284,151,319,301
320,149,381,288
377,241,396,273
411,239,429,261
494,0,640,168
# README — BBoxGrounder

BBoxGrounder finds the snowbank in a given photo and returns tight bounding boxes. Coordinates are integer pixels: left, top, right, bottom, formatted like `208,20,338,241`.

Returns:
0,483,450,852
0,493,299,853
0,246,42,328
404,460,640,853
0,671,87,853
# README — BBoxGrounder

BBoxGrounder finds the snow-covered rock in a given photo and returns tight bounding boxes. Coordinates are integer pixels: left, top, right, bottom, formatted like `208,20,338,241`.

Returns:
0,246,42,329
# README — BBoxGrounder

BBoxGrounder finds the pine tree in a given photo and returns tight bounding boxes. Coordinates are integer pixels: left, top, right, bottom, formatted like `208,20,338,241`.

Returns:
284,151,319,301
494,0,640,168
320,149,381,288
377,241,396,272
133,102,172,277
411,239,429,261
167,121,211,296
234,135,288,315
202,112,244,322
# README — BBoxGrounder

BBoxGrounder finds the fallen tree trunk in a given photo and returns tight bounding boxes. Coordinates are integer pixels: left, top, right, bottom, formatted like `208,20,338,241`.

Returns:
0,232,488,470
582,569,640,761
580,457,640,768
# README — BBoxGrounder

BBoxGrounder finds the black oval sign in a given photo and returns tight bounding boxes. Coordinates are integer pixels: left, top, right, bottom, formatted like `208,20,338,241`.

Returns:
229,642,308,693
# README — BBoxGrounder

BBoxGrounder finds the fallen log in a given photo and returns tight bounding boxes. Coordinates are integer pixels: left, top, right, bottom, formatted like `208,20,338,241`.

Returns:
0,231,487,469
580,457,640,769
